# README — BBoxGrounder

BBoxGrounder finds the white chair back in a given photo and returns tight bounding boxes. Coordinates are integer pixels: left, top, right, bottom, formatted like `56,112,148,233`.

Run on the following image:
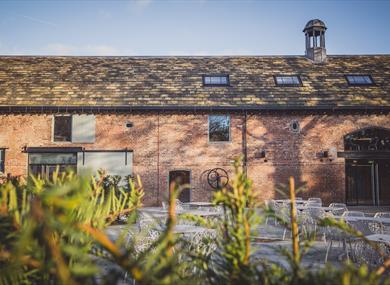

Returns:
342,211,365,217
175,199,184,211
162,201,167,210
374,212,390,218
329,203,347,209
306,202,322,208
308,197,322,205
329,203,347,215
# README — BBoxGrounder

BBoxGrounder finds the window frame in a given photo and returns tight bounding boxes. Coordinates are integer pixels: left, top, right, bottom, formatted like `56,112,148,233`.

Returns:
52,115,73,143
28,152,78,179
202,74,230,87
274,75,303,87
0,148,5,173
345,75,374,86
208,114,231,143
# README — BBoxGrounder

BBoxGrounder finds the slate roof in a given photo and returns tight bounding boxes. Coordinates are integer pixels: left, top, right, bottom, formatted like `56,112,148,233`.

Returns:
0,55,389,111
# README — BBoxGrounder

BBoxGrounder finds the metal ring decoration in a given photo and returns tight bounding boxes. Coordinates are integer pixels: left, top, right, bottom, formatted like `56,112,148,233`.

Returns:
207,168,229,190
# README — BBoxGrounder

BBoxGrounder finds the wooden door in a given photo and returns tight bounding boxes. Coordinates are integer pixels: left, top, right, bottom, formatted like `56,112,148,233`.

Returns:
169,170,191,202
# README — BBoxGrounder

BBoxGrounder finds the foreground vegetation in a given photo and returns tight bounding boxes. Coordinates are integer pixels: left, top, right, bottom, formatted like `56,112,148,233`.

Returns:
0,163,389,285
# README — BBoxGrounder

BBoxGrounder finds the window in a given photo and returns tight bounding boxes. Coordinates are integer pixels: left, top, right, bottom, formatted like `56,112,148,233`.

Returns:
209,115,230,142
53,116,72,142
346,75,374,85
53,115,96,143
29,153,77,179
274,75,302,86
203,75,229,86
0,149,5,173
290,120,300,133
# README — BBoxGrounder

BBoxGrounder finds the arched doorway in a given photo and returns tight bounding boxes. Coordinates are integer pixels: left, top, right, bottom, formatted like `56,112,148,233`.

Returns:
168,170,191,202
342,127,390,206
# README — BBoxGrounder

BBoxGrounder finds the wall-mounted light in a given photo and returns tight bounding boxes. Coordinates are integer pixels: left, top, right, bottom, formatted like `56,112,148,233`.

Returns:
318,148,337,162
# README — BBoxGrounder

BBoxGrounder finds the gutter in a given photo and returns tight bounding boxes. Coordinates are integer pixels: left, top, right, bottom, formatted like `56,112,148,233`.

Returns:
0,105,390,114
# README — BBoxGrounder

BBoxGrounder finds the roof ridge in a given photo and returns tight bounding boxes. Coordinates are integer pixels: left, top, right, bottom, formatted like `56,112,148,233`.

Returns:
0,54,389,59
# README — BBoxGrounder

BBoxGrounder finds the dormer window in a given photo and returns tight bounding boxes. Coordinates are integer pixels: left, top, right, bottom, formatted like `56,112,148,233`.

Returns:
274,75,302,86
346,75,374,86
203,75,229,86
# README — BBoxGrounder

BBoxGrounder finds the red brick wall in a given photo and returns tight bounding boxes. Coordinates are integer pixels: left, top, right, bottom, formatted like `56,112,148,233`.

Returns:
1,112,389,206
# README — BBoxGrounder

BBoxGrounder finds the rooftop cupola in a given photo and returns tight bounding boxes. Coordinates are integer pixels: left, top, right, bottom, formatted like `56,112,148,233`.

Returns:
303,19,327,63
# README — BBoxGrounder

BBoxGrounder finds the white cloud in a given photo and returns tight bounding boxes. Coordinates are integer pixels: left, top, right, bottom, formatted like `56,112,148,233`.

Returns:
43,43,120,56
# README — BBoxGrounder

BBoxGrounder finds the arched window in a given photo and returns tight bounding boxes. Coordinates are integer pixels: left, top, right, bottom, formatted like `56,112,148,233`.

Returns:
343,127,390,206
344,127,390,151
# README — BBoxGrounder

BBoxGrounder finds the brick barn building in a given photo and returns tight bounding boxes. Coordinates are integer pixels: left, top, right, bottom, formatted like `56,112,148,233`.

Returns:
0,19,389,206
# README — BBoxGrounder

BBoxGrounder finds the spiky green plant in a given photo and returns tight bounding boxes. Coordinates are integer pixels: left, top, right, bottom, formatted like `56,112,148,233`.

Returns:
1,163,390,285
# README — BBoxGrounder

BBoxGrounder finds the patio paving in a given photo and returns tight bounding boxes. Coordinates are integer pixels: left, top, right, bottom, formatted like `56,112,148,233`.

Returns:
94,205,390,283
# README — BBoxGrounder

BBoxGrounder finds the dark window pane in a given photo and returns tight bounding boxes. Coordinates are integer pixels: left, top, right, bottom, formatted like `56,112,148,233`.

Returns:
209,115,230,142
203,75,229,86
29,153,77,165
28,153,77,179
0,149,4,173
54,116,72,142
346,75,373,85
275,76,301,86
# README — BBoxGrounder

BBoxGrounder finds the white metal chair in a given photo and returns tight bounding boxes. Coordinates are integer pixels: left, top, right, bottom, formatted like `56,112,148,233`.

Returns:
324,224,351,262
351,238,390,268
162,201,168,210
175,199,185,211
264,199,277,225
329,203,347,216
302,207,327,242
371,212,390,234
264,199,289,239
342,211,365,218
131,212,164,255
308,197,322,206
306,201,322,208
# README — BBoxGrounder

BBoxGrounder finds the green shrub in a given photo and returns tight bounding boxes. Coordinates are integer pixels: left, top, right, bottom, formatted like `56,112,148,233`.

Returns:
0,163,389,285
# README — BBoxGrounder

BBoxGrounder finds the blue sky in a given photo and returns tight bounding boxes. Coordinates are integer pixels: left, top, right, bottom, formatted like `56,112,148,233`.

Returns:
0,0,389,56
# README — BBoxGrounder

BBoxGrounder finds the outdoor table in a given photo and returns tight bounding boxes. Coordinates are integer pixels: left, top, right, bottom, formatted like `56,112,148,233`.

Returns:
296,205,344,212
332,216,390,235
180,210,222,217
139,207,221,217
275,199,307,205
185,202,214,207
173,225,215,234
365,234,390,245
334,216,390,224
